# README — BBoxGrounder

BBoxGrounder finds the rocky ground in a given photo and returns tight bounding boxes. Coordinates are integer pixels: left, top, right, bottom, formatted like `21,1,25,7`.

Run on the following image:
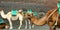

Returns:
0,0,59,30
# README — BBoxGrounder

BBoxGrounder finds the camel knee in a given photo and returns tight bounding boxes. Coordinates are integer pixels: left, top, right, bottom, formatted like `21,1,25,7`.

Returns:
20,21,23,25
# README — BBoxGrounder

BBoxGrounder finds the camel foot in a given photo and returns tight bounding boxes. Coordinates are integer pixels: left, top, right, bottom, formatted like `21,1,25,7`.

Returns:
9,27,13,29
18,27,21,29
29,27,31,29
25,27,27,29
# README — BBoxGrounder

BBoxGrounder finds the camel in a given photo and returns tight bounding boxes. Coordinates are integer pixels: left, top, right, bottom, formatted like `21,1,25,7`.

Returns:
25,8,58,30
0,10,24,29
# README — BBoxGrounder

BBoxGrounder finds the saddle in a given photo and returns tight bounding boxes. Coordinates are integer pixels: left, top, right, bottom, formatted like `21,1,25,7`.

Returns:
58,2,60,19
58,2,60,14
33,12,38,16
27,9,33,14
11,10,18,16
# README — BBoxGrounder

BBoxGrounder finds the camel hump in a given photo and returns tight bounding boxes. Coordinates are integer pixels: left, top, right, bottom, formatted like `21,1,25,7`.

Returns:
46,10,53,16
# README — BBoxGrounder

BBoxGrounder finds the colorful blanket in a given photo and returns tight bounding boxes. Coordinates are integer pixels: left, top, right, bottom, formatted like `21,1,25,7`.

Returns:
11,9,18,16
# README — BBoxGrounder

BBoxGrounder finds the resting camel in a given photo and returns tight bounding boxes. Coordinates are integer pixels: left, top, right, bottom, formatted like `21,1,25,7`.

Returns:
25,8,58,30
0,10,24,29
0,23,9,29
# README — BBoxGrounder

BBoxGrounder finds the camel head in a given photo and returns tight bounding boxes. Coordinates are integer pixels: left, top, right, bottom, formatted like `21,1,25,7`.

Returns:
18,9,23,14
19,9,23,12
25,12,34,19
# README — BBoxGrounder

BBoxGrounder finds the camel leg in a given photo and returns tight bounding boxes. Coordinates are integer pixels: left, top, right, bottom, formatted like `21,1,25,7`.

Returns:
25,20,28,29
18,15,23,29
28,20,31,29
50,26,56,30
50,27,54,30
32,24,35,28
7,18,13,29
48,21,56,30
18,20,23,29
54,25,56,30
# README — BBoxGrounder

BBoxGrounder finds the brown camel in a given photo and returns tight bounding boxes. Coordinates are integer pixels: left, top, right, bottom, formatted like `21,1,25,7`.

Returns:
25,8,59,30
